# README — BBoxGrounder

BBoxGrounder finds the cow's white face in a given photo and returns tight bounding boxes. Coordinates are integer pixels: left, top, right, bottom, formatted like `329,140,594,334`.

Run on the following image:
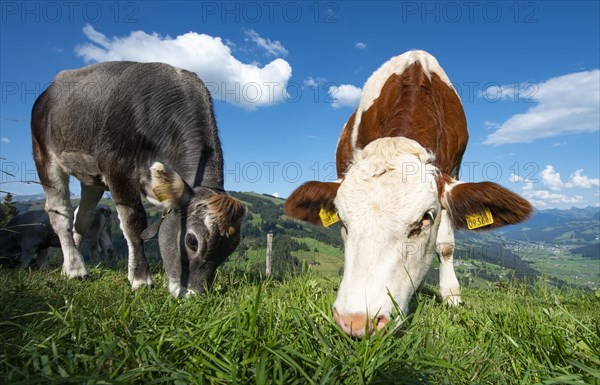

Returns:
284,137,532,339
332,138,441,335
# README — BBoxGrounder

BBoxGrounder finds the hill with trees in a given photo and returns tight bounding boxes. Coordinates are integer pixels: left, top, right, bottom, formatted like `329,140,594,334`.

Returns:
2,192,598,290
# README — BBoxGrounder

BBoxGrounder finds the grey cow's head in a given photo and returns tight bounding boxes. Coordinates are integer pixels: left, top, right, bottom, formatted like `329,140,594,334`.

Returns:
149,162,245,297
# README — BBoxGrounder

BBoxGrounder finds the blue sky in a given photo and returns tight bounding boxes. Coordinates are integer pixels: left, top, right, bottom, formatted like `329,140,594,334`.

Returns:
1,1,599,210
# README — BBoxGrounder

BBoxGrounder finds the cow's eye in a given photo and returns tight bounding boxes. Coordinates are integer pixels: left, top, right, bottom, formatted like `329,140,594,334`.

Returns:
422,210,435,227
408,211,435,238
408,225,422,238
185,233,199,252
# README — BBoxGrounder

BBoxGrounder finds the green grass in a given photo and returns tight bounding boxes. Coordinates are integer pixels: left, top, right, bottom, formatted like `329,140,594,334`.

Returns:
291,238,344,277
242,192,286,206
247,213,263,227
1,266,599,384
515,248,600,290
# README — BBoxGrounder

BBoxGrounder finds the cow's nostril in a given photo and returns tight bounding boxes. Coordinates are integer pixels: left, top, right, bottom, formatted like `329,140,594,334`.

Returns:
332,307,392,338
333,308,375,338
374,315,390,332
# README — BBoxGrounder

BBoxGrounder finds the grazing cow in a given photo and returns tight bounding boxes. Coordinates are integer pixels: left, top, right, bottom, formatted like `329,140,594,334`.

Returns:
285,51,532,337
80,205,114,260
0,207,113,268
31,61,245,297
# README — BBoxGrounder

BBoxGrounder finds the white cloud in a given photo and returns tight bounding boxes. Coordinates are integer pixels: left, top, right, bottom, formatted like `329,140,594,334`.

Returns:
527,199,548,208
539,165,599,191
540,165,564,191
1,137,9,143
517,165,599,208
509,173,524,183
522,181,535,191
480,83,528,102
523,189,584,206
272,192,280,198
355,42,367,50
484,120,500,130
328,84,362,109
484,69,600,144
304,77,319,87
243,29,288,57
75,25,292,110
565,169,600,189
303,76,328,88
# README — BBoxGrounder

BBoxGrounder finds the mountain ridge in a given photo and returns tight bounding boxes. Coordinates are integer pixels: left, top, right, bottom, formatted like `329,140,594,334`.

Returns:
4,192,598,289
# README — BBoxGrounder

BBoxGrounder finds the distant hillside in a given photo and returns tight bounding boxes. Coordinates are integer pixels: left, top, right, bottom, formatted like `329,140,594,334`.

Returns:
496,206,599,258
227,191,344,277
229,193,598,289
453,206,599,290
10,193,48,203
4,194,598,289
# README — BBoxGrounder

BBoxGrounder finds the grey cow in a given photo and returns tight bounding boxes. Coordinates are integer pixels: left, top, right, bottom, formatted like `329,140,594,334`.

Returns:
31,61,245,296
0,207,113,268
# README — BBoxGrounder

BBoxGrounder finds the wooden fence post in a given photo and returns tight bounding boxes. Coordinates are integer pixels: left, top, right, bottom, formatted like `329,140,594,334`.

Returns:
266,232,273,277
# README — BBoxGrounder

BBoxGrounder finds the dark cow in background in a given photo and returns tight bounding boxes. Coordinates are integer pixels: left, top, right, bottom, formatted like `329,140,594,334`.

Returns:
0,207,113,268
285,50,532,337
31,61,245,297
80,205,114,260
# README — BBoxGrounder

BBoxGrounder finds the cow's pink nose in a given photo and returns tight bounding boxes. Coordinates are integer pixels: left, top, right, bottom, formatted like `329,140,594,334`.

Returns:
333,307,389,338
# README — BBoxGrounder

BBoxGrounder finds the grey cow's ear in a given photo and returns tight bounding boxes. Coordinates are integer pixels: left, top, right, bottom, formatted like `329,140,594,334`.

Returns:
150,162,193,209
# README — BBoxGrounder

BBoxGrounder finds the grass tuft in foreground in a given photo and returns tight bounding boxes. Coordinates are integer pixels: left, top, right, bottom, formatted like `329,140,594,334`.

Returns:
1,266,598,384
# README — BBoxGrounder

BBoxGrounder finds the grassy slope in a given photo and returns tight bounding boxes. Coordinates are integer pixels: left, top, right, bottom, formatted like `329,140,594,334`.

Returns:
16,194,599,288
1,267,598,385
291,238,344,277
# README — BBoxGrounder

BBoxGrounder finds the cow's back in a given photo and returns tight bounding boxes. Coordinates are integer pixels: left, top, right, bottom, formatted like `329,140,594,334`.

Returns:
31,61,222,188
336,51,468,179
32,62,134,154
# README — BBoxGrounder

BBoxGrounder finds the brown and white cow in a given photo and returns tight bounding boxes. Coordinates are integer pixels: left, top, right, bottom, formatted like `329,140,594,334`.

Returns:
285,50,532,338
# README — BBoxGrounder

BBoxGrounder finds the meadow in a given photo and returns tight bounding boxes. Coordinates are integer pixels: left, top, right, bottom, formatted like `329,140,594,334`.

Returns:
1,263,598,384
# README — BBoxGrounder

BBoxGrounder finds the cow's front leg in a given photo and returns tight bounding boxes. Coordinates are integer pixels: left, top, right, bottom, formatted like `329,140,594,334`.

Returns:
436,210,462,306
110,187,153,290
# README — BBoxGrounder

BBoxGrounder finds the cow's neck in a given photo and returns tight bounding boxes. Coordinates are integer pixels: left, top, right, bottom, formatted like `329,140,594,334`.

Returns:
179,136,225,191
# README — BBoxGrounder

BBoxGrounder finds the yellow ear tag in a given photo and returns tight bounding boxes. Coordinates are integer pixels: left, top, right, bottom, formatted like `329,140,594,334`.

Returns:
466,208,494,230
319,207,340,227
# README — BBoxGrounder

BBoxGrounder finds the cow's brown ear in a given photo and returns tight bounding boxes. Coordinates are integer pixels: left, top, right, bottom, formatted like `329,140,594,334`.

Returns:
442,180,532,230
284,181,340,226
206,194,246,237
150,162,193,209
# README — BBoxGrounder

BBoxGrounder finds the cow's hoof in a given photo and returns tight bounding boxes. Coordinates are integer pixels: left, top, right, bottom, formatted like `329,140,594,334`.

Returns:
62,267,90,280
443,295,463,307
131,276,154,291
168,282,201,298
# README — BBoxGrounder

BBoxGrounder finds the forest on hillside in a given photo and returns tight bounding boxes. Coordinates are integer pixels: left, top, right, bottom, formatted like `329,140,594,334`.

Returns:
2,192,598,289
